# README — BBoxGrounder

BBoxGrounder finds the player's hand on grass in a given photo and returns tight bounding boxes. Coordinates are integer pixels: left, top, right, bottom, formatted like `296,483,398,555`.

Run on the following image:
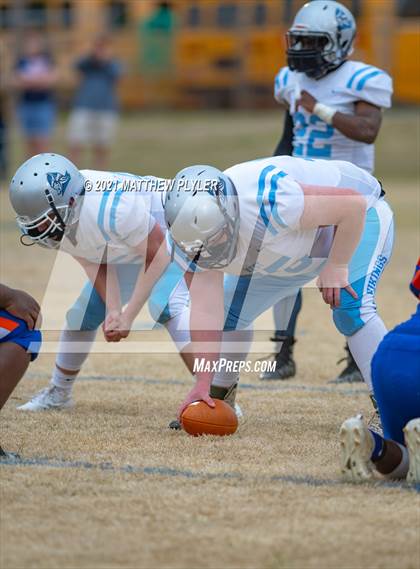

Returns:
177,382,215,420
296,90,317,113
316,263,358,308
4,287,41,330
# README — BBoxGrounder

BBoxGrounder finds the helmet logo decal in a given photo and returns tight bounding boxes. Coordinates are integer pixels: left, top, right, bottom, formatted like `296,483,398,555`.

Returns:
46,171,71,196
335,7,352,31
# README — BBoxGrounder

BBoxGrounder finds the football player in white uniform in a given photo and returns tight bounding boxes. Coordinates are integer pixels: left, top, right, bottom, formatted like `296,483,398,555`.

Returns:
265,0,393,383
164,158,394,419
9,154,190,411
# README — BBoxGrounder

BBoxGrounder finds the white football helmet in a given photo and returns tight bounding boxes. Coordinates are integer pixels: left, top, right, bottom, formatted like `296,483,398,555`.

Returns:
164,165,240,269
9,153,84,249
287,0,356,79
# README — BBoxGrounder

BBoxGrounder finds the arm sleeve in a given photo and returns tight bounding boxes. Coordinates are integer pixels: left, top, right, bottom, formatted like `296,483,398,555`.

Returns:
273,111,294,156
260,169,304,232
109,192,156,248
351,68,393,109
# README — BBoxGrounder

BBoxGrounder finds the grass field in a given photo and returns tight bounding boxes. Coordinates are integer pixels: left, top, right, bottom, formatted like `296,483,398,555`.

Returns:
1,109,419,569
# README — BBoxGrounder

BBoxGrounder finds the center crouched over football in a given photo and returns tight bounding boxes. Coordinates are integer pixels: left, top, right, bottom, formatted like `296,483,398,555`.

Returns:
181,400,238,436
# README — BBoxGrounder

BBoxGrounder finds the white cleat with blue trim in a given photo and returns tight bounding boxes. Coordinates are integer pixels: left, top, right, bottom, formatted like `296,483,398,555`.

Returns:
17,385,74,411
404,418,420,485
340,414,374,482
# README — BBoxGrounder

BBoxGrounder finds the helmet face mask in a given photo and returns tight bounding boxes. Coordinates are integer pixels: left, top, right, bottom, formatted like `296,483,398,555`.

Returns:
286,1,356,80
179,217,238,270
9,153,84,249
287,31,335,78
17,205,71,249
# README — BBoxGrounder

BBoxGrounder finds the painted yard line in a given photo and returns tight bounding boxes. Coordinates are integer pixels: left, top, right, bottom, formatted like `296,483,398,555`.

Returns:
26,373,368,396
0,455,417,493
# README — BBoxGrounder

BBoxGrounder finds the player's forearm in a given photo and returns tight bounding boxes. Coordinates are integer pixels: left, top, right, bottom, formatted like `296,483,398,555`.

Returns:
124,245,170,322
189,322,223,388
332,112,380,144
328,199,366,266
188,271,224,386
81,262,121,312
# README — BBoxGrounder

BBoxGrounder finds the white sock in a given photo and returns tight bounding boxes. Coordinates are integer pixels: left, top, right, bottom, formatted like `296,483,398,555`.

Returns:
212,327,253,389
51,328,97,390
346,315,387,390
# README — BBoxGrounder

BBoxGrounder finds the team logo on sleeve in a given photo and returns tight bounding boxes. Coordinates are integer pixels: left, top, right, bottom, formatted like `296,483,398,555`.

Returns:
336,7,352,31
46,171,71,196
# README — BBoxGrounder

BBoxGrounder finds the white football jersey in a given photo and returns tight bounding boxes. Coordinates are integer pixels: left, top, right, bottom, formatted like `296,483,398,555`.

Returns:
60,170,167,264
274,60,393,173
220,156,382,278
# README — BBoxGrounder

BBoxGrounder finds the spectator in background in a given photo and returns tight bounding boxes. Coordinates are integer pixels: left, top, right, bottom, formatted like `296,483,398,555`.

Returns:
68,34,122,170
139,2,175,75
13,32,57,157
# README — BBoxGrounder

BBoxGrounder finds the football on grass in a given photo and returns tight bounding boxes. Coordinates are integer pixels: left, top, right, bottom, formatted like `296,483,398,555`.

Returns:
181,399,238,436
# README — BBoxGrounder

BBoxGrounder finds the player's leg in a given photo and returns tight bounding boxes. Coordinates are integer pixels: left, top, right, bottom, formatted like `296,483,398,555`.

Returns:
329,342,363,384
332,202,394,393
0,343,31,411
260,291,302,381
372,309,420,483
18,281,105,411
92,112,117,171
0,311,42,455
208,272,312,402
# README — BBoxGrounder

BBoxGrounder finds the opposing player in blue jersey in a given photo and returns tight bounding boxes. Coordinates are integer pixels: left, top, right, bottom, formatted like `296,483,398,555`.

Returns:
0,283,42,457
164,158,394,421
265,0,393,383
340,259,420,484
9,154,190,411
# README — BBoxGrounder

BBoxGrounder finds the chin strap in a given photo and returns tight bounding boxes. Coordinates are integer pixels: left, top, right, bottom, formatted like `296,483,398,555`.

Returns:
20,234,35,247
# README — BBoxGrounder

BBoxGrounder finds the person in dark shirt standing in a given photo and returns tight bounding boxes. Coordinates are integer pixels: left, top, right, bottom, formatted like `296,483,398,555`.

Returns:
13,32,57,157
68,35,122,170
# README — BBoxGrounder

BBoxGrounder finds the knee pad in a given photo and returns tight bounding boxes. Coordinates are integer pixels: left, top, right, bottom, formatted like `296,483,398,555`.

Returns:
66,286,105,331
333,307,365,337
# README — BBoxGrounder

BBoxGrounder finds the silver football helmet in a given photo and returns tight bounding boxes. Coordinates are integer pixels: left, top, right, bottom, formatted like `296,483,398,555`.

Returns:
9,153,84,249
287,0,356,79
164,165,240,269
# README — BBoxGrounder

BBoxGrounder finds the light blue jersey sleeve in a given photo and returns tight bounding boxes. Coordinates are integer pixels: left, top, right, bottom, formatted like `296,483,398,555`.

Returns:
97,182,156,248
346,64,393,108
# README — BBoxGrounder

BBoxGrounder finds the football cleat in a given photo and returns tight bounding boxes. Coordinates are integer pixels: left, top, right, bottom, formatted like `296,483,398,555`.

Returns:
329,344,363,384
259,336,296,381
17,385,74,411
0,446,20,462
404,418,420,485
340,414,374,482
